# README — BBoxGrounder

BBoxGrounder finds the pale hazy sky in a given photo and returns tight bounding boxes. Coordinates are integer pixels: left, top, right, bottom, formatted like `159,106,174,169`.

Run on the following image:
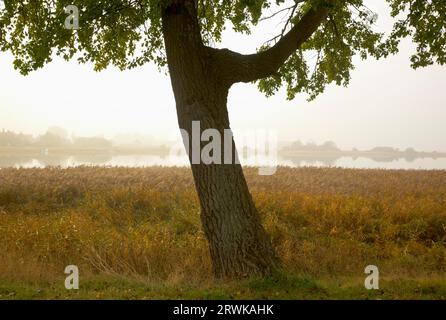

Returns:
0,1,445,151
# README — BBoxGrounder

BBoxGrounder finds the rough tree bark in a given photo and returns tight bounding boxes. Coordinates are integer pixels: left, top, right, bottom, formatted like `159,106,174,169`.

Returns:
161,0,331,278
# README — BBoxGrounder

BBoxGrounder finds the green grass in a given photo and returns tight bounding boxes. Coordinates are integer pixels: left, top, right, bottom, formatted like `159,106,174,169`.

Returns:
1,274,445,300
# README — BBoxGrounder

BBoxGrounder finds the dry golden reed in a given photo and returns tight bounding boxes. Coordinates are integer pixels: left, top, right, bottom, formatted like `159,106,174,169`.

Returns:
0,166,445,287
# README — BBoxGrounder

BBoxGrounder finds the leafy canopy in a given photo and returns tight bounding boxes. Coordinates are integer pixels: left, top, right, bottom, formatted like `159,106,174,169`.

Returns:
0,0,445,100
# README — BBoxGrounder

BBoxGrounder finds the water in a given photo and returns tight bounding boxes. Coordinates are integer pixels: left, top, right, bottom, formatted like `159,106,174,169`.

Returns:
279,156,446,170
1,153,446,170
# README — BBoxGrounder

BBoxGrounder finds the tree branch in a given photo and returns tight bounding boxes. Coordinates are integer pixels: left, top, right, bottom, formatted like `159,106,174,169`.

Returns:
215,1,336,85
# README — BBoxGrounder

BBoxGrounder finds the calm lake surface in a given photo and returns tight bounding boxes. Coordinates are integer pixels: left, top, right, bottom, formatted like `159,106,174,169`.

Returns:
1,153,446,170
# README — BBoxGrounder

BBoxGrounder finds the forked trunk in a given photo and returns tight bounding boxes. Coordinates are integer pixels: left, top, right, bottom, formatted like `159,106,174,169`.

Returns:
161,1,280,278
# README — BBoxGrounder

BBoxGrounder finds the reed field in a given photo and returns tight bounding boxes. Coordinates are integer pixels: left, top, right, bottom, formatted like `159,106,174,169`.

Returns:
0,166,445,299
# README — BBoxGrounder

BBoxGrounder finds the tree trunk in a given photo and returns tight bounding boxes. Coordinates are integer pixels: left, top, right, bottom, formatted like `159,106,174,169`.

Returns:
161,1,280,278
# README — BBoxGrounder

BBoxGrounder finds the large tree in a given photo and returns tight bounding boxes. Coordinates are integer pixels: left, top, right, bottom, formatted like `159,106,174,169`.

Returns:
1,0,445,278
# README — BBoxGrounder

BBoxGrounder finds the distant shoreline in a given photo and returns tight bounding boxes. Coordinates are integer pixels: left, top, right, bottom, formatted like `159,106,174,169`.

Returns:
2,146,445,158
280,149,446,160
0,146,170,156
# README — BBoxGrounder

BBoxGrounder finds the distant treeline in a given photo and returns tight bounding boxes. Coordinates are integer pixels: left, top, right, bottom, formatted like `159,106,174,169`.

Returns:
285,140,340,152
282,140,443,157
0,129,112,149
